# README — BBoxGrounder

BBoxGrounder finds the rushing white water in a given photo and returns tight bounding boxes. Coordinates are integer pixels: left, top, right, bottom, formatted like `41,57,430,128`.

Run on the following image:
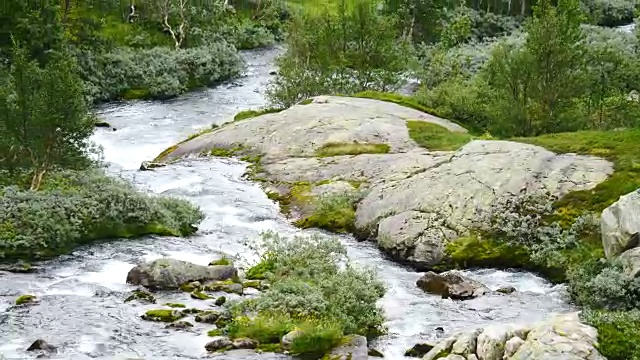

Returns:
0,46,572,360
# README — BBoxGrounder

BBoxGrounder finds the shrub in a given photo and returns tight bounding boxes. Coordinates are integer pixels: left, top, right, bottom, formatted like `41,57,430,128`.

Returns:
75,41,243,103
581,0,635,26
0,170,204,260
582,309,640,360
231,232,385,352
568,259,640,310
294,193,358,233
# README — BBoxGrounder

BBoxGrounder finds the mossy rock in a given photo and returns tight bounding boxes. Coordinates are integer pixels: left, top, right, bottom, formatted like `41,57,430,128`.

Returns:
181,308,202,314
165,303,186,308
196,310,222,324
141,309,186,322
180,281,203,293
208,328,224,337
205,281,243,295
124,290,156,304
215,296,227,306
15,294,37,306
166,320,194,329
242,280,265,290
209,257,233,266
191,291,212,300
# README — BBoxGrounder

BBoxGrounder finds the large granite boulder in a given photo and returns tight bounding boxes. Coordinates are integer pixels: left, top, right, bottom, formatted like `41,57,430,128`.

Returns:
126,258,237,290
601,188,640,258
151,96,613,268
423,313,604,360
416,271,490,300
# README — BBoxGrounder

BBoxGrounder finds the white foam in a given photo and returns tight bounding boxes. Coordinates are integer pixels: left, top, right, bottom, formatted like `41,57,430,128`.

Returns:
76,261,134,290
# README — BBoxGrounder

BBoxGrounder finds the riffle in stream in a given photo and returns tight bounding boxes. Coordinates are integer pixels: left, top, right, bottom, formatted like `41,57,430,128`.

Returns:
0,47,572,360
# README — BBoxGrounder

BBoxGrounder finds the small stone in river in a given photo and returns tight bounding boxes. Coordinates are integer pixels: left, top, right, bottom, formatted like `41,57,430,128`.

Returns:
166,321,194,330
204,280,243,295
368,348,384,357
232,338,258,349
195,310,221,324
205,336,233,352
404,343,435,357
124,290,156,304
27,339,57,353
435,327,444,332
496,286,516,294
214,296,226,306
141,309,185,322
191,291,212,300
15,294,37,306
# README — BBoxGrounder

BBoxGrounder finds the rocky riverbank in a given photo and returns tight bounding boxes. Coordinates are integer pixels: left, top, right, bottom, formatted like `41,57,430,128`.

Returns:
152,95,614,272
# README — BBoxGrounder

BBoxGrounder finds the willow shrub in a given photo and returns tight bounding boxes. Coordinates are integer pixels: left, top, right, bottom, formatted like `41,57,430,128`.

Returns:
228,232,386,355
76,41,243,103
0,170,204,261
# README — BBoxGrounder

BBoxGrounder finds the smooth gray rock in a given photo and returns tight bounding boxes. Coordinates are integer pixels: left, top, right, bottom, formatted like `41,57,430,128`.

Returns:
156,95,467,162
424,313,604,360
416,271,490,300
326,335,368,360
232,338,258,350
601,188,640,258
357,140,612,268
126,258,237,290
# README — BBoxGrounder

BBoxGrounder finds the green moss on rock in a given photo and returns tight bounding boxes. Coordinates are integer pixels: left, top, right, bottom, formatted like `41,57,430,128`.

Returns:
209,257,233,266
205,281,243,295
315,142,390,157
407,121,473,151
207,328,224,337
15,294,36,305
165,303,186,308
294,194,356,234
141,309,185,322
124,290,156,304
233,107,283,122
246,259,276,280
215,296,227,306
191,291,212,300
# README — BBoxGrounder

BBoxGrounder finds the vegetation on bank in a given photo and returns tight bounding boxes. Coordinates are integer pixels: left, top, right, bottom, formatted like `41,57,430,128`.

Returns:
218,232,385,357
315,142,391,157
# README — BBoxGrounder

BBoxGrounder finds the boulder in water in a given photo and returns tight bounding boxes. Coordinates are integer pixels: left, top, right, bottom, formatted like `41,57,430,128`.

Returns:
15,294,37,306
416,271,490,300
232,338,258,350
205,336,233,352
124,289,156,304
405,343,435,357
27,339,57,353
601,188,640,258
165,320,194,330
141,309,185,322
496,286,517,294
126,258,237,290
204,280,243,295
139,161,166,171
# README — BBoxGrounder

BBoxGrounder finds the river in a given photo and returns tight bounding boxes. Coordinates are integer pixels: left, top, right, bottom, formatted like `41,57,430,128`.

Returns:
0,46,572,360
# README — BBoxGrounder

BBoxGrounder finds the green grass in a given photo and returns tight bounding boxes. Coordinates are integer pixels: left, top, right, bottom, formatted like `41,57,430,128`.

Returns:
233,107,283,122
582,309,640,360
246,258,276,280
209,256,233,266
315,142,390,157
407,121,474,151
227,314,295,344
294,194,357,233
353,91,434,113
515,129,640,226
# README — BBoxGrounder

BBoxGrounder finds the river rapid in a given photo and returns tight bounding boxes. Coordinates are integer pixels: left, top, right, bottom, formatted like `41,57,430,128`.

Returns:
0,47,572,360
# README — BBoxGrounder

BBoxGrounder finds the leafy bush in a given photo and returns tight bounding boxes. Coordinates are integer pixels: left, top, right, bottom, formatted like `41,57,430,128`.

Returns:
568,259,640,310
581,0,635,26
0,170,204,260
230,232,385,355
267,0,411,108
75,41,243,103
294,194,359,233
582,309,640,360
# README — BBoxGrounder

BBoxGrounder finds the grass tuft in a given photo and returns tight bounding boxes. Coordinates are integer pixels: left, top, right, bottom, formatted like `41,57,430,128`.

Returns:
407,121,473,151
315,142,390,157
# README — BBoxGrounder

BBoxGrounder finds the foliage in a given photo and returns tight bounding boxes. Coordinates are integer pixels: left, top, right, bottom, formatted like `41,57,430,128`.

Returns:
582,309,640,360
315,143,391,157
352,91,434,113
233,107,283,121
267,0,411,108
229,232,385,354
295,193,359,233
568,259,640,310
76,42,243,103
0,43,96,190
0,170,204,261
442,235,533,270
581,0,636,26
407,121,473,150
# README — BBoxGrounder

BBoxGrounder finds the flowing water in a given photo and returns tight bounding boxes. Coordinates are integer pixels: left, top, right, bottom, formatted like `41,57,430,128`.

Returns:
0,46,573,360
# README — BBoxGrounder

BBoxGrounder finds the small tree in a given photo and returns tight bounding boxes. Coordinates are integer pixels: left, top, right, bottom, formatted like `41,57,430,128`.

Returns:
0,43,95,190
267,0,410,107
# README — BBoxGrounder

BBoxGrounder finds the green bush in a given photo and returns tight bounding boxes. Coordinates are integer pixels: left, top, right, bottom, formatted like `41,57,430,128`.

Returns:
0,170,204,261
581,0,635,26
75,42,243,103
229,232,385,355
582,309,640,360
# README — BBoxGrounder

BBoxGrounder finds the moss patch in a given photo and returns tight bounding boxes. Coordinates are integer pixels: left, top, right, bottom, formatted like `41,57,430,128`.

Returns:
141,309,185,322
294,194,357,234
315,142,390,157
515,129,640,226
165,303,186,308
233,107,283,122
209,257,233,266
15,294,36,305
246,259,276,280
407,121,473,151
124,290,156,304
207,328,224,337
191,291,212,300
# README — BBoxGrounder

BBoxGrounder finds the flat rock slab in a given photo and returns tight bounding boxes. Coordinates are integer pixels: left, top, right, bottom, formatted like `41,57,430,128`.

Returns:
158,95,467,162
126,258,237,290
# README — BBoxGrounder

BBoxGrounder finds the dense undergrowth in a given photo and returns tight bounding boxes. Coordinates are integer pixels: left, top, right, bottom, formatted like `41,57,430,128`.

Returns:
217,232,385,357
0,170,204,261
